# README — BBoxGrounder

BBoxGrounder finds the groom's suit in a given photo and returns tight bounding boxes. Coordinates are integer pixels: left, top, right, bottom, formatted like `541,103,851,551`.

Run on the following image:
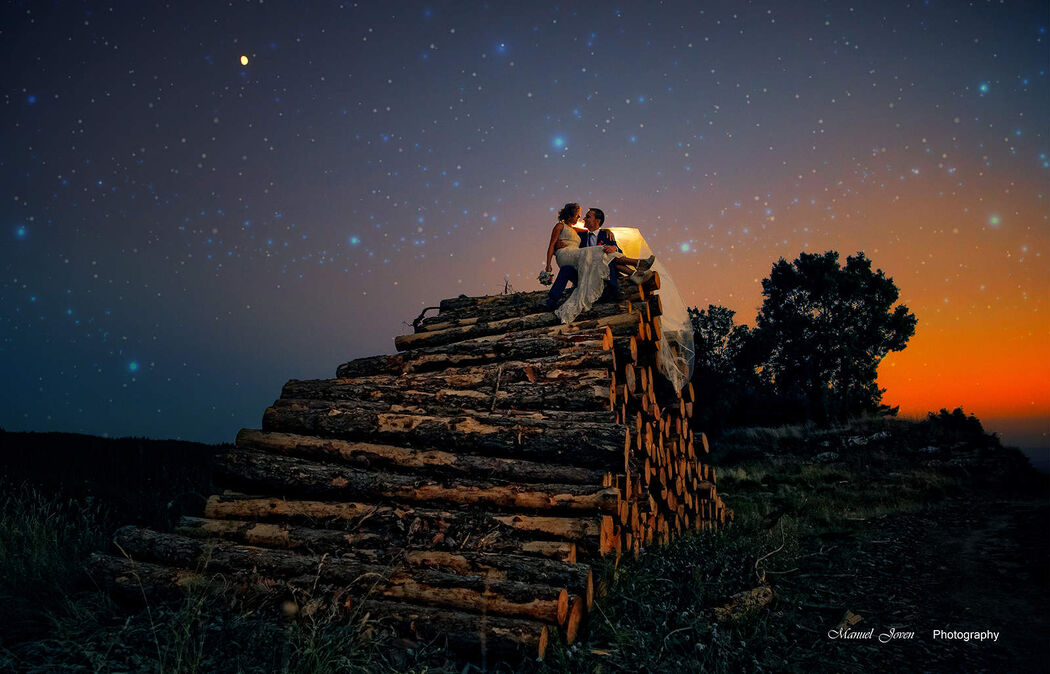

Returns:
547,228,622,306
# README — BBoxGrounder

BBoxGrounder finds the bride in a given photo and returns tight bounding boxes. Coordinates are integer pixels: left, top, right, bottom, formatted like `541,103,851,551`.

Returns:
544,203,655,324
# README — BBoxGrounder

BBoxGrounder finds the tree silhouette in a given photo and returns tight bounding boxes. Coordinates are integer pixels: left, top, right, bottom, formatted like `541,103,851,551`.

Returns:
689,305,752,381
687,305,802,431
753,251,917,423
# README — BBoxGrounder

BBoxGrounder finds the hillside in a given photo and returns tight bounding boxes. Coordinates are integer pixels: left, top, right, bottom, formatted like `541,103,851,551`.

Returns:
1,416,1046,672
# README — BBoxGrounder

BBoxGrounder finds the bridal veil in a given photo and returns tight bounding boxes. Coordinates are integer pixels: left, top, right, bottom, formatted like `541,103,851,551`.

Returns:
606,227,695,393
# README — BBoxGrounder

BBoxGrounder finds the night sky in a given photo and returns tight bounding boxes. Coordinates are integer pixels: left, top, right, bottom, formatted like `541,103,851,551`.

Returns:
2,1,1047,448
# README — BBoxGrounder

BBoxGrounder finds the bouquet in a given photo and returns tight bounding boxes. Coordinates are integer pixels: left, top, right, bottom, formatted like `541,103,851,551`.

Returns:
538,268,554,286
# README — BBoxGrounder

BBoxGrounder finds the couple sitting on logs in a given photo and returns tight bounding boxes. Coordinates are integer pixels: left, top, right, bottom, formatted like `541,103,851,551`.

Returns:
543,202,656,323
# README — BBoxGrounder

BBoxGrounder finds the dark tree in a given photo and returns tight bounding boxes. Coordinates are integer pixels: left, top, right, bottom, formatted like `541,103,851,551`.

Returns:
687,305,791,433
754,251,917,422
689,305,752,381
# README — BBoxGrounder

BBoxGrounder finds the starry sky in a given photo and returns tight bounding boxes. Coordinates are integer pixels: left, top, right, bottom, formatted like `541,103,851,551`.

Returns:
2,1,1047,449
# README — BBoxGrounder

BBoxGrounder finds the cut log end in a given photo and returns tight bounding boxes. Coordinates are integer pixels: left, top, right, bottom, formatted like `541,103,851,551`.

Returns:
565,594,585,644
556,587,570,625
538,625,550,659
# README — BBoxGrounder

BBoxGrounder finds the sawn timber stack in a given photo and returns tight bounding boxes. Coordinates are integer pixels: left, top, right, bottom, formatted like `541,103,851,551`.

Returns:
89,273,731,664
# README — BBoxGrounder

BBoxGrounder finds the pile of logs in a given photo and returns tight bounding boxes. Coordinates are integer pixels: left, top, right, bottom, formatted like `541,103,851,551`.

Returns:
89,273,730,664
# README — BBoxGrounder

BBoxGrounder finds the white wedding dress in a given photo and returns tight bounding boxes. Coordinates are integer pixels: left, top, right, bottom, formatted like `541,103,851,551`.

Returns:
551,225,696,393
553,226,617,325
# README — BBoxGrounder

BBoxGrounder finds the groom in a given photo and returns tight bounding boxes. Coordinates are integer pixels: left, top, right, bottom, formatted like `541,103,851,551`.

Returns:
544,207,622,310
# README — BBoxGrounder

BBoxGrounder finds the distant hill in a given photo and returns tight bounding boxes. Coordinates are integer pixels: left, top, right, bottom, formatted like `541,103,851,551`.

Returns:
0,430,225,528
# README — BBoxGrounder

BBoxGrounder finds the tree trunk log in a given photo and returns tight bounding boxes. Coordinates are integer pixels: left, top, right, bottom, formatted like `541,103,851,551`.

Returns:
613,336,638,365
88,551,562,650
281,368,613,412
172,516,590,602
175,516,386,552
261,400,628,469
399,550,592,609
396,301,634,352
87,552,217,603
236,429,610,485
430,288,645,326
179,514,578,562
436,290,549,317
337,329,612,377
403,296,662,350
312,353,614,392
112,527,571,624
265,397,616,423
215,449,620,514
354,599,551,659
202,496,603,550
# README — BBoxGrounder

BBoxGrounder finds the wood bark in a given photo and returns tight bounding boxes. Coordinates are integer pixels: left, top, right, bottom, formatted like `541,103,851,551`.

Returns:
281,369,613,412
88,551,561,651
336,329,612,377
430,287,645,326
613,336,638,365
87,552,218,603
215,449,620,514
709,586,774,621
202,496,603,549
398,550,592,608
113,527,571,624
174,515,386,551
264,397,617,423
236,429,610,485
156,529,591,602
180,514,578,562
307,353,614,393
436,290,549,317
396,300,637,352
354,599,551,659
401,296,663,351
261,400,628,469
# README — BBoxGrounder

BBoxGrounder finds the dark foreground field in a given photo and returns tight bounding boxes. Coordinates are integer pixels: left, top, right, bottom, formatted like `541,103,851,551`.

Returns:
0,418,1046,673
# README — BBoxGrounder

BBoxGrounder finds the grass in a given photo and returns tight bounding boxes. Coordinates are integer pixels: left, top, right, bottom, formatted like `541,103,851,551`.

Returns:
0,480,111,643
0,418,1045,672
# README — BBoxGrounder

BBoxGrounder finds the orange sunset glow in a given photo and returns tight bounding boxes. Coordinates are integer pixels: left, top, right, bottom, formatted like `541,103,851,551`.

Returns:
2,1,1046,454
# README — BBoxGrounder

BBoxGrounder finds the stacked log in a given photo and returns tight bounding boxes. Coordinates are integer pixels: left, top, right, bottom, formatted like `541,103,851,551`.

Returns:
89,274,730,664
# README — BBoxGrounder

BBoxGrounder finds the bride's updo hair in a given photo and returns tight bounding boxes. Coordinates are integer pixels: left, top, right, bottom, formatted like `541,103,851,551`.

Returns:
558,202,581,223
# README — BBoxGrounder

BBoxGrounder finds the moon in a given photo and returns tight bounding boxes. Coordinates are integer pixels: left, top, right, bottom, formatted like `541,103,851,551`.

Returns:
240,55,249,66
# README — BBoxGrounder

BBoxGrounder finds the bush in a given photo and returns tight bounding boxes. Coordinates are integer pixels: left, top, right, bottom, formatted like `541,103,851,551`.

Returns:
919,408,986,443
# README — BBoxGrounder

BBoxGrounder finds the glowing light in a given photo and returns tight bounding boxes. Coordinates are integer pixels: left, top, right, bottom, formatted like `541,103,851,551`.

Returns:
680,242,691,252
240,55,249,66
978,82,990,94
27,95,36,104
15,225,27,239
989,214,1001,226
349,235,361,245
552,136,565,149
